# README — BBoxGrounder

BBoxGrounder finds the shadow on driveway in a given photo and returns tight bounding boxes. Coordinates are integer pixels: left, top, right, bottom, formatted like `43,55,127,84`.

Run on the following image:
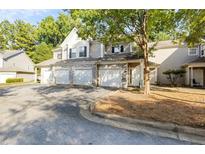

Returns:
0,85,192,145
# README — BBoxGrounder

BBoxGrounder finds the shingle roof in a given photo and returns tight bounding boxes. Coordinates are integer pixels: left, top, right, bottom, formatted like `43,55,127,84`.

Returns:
35,52,160,68
35,59,62,67
100,52,143,61
53,48,62,52
0,50,24,59
182,57,205,67
188,57,205,64
148,40,183,49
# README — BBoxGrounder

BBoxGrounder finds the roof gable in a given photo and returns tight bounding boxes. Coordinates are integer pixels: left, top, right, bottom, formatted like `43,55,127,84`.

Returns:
60,27,79,48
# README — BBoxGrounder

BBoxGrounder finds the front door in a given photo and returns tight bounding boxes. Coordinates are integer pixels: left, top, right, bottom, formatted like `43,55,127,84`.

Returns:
129,66,141,87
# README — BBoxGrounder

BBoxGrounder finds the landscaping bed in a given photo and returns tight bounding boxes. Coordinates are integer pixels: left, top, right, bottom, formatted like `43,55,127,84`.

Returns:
93,87,205,128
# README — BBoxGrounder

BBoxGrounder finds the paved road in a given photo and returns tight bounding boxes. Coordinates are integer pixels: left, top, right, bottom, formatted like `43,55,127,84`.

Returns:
0,85,192,144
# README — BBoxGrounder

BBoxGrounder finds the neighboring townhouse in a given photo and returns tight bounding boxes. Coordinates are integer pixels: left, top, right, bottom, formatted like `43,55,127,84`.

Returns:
36,28,154,88
149,40,205,87
0,50,35,83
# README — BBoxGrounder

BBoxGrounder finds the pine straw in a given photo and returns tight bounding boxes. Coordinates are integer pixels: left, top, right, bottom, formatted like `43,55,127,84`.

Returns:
94,88,205,128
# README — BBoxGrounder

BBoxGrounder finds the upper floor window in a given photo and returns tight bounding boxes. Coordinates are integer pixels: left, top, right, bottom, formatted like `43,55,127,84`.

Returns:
200,46,205,57
69,48,77,58
112,45,124,53
57,53,62,59
201,50,205,57
69,46,87,59
188,48,198,56
79,46,87,57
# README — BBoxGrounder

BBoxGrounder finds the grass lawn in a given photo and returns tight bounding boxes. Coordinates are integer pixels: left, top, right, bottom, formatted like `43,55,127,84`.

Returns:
94,86,205,128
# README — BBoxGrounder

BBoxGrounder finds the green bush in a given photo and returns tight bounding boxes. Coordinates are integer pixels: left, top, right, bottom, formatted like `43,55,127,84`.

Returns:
6,78,24,83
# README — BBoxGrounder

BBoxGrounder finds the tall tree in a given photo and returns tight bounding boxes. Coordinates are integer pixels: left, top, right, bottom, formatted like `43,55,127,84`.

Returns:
56,13,75,43
13,20,37,51
176,10,205,46
0,20,15,50
37,16,61,47
71,9,176,95
31,42,53,64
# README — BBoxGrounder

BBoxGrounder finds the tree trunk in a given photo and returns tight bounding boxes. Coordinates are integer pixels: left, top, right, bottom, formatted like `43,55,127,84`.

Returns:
142,41,150,95
142,11,150,95
143,49,150,95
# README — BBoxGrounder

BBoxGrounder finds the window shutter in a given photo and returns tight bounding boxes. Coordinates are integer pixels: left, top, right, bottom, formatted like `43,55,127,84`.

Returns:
120,45,124,52
84,46,87,57
112,47,115,53
69,49,72,58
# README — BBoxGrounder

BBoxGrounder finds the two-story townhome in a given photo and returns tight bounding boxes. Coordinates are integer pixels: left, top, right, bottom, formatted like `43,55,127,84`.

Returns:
36,28,205,88
36,28,151,88
0,50,35,83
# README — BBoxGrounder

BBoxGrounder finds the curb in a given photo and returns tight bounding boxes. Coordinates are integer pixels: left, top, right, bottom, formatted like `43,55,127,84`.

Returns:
80,109,205,144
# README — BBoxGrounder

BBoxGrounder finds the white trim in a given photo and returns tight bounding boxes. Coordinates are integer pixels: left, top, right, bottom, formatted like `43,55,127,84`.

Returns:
100,44,104,57
112,44,124,53
69,45,88,59
201,49,205,57
188,48,199,56
190,67,193,87
130,43,133,52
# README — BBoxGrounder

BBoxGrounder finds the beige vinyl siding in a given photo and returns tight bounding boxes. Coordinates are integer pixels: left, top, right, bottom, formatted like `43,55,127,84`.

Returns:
149,47,199,85
3,53,34,72
90,41,103,58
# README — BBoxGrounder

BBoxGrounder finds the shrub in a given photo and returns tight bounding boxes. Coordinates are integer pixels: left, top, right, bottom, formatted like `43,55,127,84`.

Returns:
6,78,24,83
163,69,186,86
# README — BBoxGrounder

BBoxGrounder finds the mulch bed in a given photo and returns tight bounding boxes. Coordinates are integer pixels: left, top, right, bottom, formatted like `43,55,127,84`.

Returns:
94,88,205,128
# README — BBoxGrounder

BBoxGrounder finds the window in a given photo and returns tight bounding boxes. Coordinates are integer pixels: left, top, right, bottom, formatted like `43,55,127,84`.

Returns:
188,48,198,56
57,53,62,59
112,47,115,53
79,46,87,57
69,48,77,58
201,50,205,57
112,45,124,53
120,45,124,52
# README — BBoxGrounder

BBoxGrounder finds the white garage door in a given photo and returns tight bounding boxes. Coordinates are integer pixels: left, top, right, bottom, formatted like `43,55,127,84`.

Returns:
42,69,52,84
0,72,16,83
99,69,122,88
73,69,92,85
55,69,70,84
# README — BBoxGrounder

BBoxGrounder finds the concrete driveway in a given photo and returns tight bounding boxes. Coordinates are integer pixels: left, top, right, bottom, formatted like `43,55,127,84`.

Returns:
0,84,191,144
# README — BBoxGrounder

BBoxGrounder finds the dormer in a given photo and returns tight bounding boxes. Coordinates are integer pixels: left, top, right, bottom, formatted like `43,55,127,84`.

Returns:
59,28,103,60
60,28,89,60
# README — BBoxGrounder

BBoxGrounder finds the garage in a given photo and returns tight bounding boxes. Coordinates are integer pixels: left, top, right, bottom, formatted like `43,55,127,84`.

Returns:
0,72,16,83
99,68,123,88
73,68,93,85
55,69,70,84
41,68,52,84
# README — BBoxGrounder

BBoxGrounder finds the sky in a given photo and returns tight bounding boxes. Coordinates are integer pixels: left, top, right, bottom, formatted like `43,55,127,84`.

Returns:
0,9,63,25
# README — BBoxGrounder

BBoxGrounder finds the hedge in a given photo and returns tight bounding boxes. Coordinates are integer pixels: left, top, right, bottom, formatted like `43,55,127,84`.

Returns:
6,78,24,83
